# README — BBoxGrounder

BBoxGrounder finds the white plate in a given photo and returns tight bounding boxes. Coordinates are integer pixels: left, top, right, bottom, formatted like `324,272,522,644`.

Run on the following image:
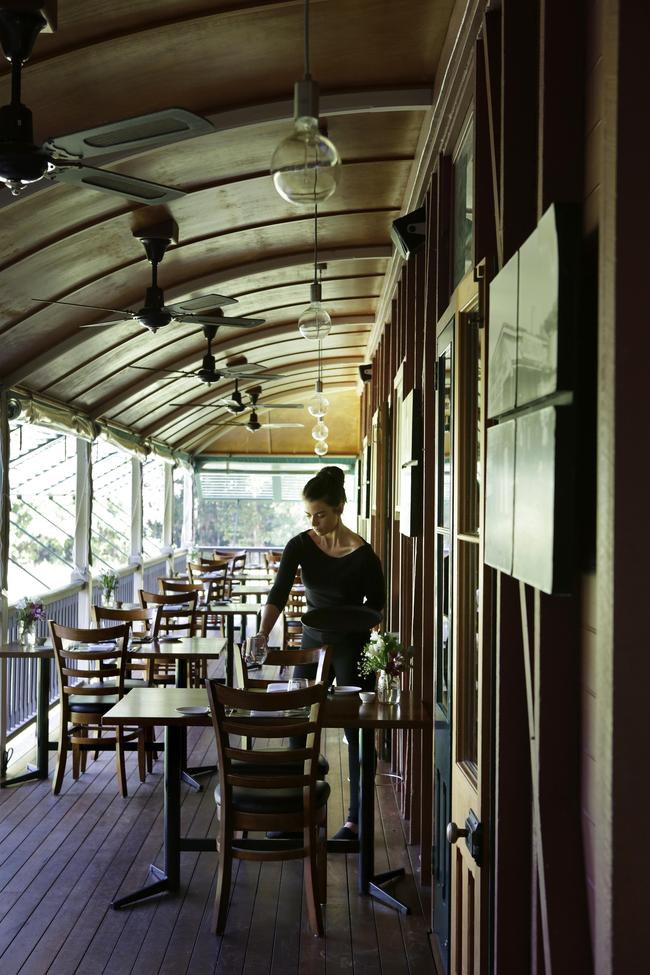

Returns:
176,706,209,715
332,685,362,695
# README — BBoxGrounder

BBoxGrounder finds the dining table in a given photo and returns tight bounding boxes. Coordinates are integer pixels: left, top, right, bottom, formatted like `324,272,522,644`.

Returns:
0,635,225,788
104,686,431,913
123,600,261,685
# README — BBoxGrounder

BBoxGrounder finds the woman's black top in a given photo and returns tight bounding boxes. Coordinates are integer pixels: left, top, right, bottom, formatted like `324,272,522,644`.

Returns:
267,531,385,647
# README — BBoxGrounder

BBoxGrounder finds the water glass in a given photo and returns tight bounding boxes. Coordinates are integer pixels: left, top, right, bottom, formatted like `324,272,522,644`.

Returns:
288,677,308,691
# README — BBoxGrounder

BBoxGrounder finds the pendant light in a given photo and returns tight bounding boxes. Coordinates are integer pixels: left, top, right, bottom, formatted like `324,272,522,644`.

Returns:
307,380,329,419
311,339,330,456
308,337,329,417
299,206,331,341
311,419,328,441
270,0,341,205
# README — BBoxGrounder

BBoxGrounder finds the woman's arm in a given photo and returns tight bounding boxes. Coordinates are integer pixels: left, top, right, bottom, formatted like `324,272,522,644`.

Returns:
255,602,282,647
364,547,386,611
254,536,301,647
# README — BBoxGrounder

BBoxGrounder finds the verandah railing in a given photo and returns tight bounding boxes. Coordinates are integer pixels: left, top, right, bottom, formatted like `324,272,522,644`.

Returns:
3,551,186,740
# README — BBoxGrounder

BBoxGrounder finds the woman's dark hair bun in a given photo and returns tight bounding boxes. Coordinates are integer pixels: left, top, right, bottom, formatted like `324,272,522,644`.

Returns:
320,465,344,484
303,465,346,505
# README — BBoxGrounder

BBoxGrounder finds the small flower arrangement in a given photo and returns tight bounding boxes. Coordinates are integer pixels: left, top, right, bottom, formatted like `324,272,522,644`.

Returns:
358,631,412,678
98,570,119,598
15,597,46,629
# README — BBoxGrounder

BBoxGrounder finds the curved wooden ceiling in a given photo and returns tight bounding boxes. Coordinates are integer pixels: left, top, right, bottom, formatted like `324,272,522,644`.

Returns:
0,0,455,455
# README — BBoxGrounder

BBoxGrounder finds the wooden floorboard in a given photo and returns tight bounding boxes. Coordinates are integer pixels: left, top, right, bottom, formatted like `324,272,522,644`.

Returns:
0,718,435,975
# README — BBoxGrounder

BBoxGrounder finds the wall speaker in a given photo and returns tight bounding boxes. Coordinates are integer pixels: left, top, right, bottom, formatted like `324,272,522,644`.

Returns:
358,363,372,383
391,205,426,260
7,398,21,420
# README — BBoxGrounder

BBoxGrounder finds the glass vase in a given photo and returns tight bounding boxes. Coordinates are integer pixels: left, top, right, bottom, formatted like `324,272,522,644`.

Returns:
19,624,35,649
102,590,117,608
376,670,401,706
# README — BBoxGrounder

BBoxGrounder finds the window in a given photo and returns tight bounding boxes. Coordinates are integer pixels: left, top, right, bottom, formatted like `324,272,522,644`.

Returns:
8,423,77,601
195,457,357,547
142,456,165,557
172,466,185,548
91,439,131,570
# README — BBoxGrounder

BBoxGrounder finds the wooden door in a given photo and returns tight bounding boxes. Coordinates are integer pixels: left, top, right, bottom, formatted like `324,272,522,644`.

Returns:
432,269,491,973
446,270,491,973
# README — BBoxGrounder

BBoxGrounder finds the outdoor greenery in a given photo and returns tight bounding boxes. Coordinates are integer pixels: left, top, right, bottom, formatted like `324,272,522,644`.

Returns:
10,498,74,567
195,497,305,548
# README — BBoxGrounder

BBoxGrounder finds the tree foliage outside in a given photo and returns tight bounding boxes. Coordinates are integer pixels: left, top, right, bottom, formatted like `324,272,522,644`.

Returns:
10,498,74,566
195,497,306,548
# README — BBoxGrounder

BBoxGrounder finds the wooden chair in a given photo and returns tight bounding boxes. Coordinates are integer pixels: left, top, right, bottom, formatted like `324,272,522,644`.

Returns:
234,644,332,779
206,677,330,936
235,645,331,691
183,567,228,633
93,605,161,685
93,605,162,770
283,587,308,651
157,579,202,598
50,621,145,797
139,589,203,686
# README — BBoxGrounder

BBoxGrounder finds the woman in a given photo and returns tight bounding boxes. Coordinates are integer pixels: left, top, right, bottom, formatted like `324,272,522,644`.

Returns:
255,465,385,839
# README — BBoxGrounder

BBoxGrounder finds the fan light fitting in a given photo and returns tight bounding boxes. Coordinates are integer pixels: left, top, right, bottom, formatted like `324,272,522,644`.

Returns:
299,212,331,342
270,0,341,205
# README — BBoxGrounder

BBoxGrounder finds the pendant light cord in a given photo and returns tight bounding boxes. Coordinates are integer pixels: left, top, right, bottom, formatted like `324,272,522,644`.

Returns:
313,202,318,286
304,0,311,79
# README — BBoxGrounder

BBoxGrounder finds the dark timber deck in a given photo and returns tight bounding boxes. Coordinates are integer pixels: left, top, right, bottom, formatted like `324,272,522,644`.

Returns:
0,720,435,974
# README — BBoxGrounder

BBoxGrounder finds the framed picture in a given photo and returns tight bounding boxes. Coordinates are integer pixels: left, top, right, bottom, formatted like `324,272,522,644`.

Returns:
484,420,516,573
399,388,422,537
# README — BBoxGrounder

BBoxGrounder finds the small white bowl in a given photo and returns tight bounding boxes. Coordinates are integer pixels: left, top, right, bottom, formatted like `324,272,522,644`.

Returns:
359,691,376,704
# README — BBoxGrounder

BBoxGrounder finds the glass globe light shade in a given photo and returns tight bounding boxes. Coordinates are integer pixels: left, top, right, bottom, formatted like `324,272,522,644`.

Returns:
298,301,331,341
271,118,341,206
314,441,329,457
311,420,329,442
307,390,329,418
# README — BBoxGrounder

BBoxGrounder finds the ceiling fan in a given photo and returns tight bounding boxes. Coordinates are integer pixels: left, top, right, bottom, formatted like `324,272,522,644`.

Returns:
216,409,305,434
171,381,305,415
32,234,264,333
0,8,212,202
131,327,286,386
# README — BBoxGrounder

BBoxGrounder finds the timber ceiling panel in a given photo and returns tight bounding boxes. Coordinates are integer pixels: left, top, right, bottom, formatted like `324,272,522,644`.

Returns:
0,0,455,456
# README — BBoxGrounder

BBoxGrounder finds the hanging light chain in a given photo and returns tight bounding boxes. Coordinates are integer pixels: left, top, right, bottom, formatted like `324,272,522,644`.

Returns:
304,0,311,80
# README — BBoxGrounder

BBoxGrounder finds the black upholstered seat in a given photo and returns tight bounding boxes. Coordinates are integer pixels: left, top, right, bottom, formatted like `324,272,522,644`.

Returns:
214,779,330,814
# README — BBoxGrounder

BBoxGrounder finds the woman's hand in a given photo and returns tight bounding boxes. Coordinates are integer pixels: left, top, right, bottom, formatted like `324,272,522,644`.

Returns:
254,630,269,650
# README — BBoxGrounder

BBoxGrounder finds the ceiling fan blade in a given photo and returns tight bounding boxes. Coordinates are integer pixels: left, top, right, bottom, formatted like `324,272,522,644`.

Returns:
221,366,289,379
255,403,305,410
169,402,234,410
129,365,195,378
80,317,134,329
31,297,129,315
166,294,238,314
52,162,184,204
176,313,265,328
260,423,305,429
47,108,214,159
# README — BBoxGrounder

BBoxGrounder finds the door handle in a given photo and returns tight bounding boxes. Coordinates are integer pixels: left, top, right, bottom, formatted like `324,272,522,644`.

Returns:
446,810,483,866
446,821,468,844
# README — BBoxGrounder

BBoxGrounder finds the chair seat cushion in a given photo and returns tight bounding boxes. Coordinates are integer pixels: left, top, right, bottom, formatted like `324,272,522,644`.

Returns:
214,779,330,814
68,694,119,713
231,753,329,778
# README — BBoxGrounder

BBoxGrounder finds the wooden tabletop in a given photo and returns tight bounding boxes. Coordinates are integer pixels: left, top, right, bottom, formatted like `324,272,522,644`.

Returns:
0,642,54,658
126,636,226,659
0,636,226,660
103,687,432,731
